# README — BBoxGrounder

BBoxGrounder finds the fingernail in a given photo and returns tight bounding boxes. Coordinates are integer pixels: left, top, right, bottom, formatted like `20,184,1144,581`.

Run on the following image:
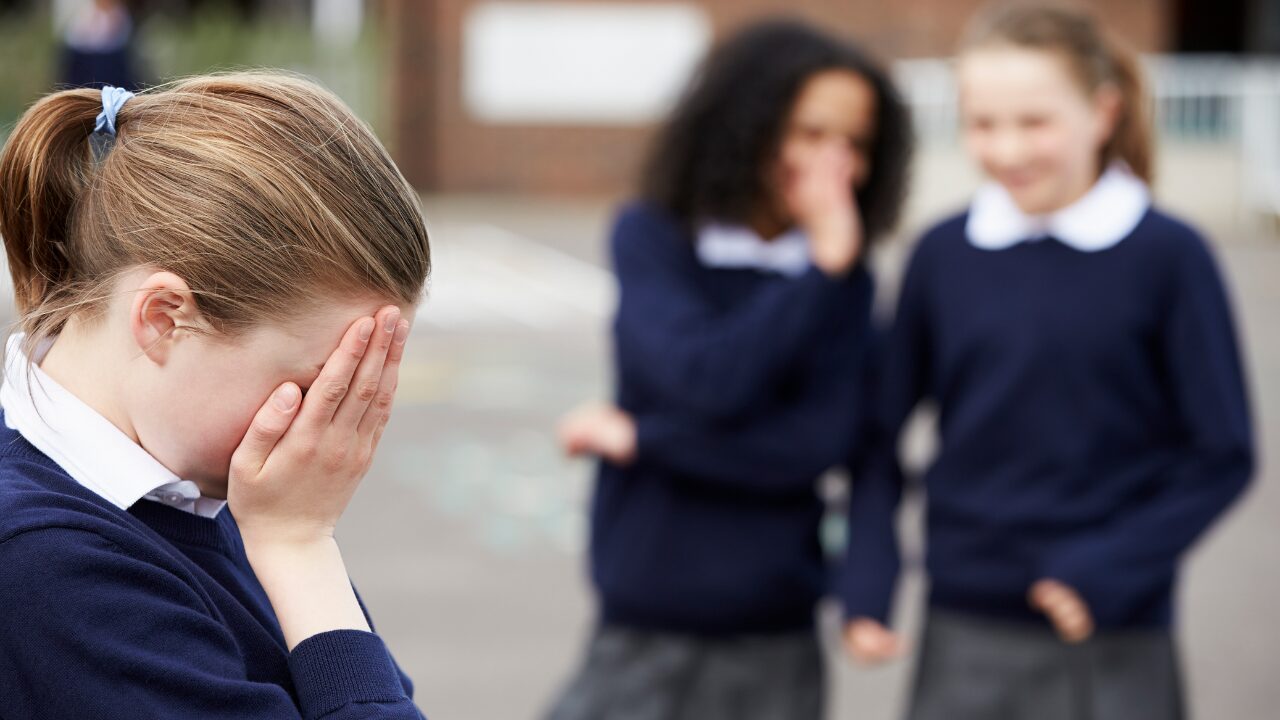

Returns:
394,320,409,345
384,310,400,333
357,318,374,341
272,384,299,411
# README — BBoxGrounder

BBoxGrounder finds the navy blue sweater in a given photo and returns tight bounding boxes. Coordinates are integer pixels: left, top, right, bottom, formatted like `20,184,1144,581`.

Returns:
0,419,424,719
840,209,1254,629
590,202,874,636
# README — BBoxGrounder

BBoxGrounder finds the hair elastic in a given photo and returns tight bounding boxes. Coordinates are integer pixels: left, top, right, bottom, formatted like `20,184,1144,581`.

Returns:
93,85,134,137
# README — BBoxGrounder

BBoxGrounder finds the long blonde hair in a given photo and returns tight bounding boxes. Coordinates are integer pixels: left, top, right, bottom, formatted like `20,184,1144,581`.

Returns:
962,3,1154,183
0,72,431,356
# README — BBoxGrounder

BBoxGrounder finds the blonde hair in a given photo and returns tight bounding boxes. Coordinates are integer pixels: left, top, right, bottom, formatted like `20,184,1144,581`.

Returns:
962,2,1154,183
0,72,431,356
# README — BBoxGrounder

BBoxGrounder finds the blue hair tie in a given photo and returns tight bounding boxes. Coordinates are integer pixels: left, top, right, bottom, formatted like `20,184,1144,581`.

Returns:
93,85,134,137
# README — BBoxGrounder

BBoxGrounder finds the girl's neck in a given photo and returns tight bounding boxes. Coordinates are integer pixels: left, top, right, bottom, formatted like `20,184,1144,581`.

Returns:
37,314,227,501
38,319,138,444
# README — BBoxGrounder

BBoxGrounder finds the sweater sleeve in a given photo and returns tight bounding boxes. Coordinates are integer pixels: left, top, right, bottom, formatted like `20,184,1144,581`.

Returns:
1041,232,1255,626
0,527,425,720
612,204,858,421
631,267,874,494
838,242,935,625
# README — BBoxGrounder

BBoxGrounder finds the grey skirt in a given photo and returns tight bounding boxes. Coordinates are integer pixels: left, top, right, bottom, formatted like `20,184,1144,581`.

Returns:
544,624,825,720
908,609,1184,720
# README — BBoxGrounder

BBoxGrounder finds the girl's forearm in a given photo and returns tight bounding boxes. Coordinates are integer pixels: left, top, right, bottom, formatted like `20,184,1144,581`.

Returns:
244,536,371,650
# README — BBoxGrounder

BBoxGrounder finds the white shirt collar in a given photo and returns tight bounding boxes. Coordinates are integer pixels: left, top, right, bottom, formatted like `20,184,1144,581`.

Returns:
695,223,811,278
966,164,1151,252
1,334,226,518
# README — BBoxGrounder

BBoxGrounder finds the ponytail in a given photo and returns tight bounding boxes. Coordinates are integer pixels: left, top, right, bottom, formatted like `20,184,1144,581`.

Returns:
0,88,104,315
1102,41,1153,184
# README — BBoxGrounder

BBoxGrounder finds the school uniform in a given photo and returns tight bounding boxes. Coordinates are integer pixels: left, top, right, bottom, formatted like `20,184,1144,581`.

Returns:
547,203,875,720
839,166,1254,720
0,335,425,719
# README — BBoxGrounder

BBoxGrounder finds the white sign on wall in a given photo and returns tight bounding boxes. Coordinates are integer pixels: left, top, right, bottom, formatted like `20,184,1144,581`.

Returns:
463,2,713,125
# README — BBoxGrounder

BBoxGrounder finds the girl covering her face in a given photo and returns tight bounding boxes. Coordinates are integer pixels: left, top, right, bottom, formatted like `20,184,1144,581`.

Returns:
0,74,430,719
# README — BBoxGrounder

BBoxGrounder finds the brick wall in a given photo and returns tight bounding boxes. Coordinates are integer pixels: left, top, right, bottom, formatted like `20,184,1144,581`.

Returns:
387,0,1169,195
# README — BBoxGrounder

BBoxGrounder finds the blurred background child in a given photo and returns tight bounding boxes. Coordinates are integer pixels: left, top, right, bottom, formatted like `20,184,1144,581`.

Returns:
546,18,911,720
57,0,139,89
840,5,1254,719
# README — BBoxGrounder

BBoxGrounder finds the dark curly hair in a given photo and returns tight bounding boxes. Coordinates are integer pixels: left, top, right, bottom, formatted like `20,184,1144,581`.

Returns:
642,18,913,244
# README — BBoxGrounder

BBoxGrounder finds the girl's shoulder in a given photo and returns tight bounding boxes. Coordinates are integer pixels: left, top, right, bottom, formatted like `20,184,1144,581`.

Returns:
609,199,697,266
612,200,689,240
0,433,149,557
919,211,971,247
1132,206,1212,251
1126,206,1224,277
907,211,973,268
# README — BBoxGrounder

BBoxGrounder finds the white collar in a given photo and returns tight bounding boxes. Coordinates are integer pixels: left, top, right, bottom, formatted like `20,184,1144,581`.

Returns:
966,164,1151,252
695,223,811,278
1,334,226,518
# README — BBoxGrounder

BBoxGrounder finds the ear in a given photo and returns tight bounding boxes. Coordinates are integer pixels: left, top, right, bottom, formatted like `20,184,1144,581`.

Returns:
1092,82,1124,148
129,271,203,365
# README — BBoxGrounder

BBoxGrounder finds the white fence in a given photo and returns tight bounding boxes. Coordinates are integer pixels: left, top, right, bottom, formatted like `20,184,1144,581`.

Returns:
894,56,1280,217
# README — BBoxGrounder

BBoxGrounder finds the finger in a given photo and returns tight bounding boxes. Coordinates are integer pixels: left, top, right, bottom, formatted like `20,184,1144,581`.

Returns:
1048,589,1084,616
569,431,606,459
853,632,895,658
338,306,400,431
1041,590,1072,614
1029,579,1066,608
1047,611,1090,643
556,410,592,454
1058,616,1093,644
602,446,631,467
370,398,392,455
1046,597,1079,621
556,419,579,452
1042,595,1077,622
230,383,301,477
857,645,902,664
605,415,639,466
845,620,901,653
1058,601,1091,627
1072,619,1096,643
296,315,375,429
869,628,903,656
1043,595,1093,643
848,630,903,664
358,316,408,438
559,428,590,457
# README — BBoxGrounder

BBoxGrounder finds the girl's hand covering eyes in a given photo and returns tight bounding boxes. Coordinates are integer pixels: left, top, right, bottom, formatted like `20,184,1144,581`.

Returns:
229,306,409,548
225,306,411,649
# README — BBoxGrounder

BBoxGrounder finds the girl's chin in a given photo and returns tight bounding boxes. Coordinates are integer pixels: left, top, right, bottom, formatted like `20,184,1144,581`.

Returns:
1004,184,1063,216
